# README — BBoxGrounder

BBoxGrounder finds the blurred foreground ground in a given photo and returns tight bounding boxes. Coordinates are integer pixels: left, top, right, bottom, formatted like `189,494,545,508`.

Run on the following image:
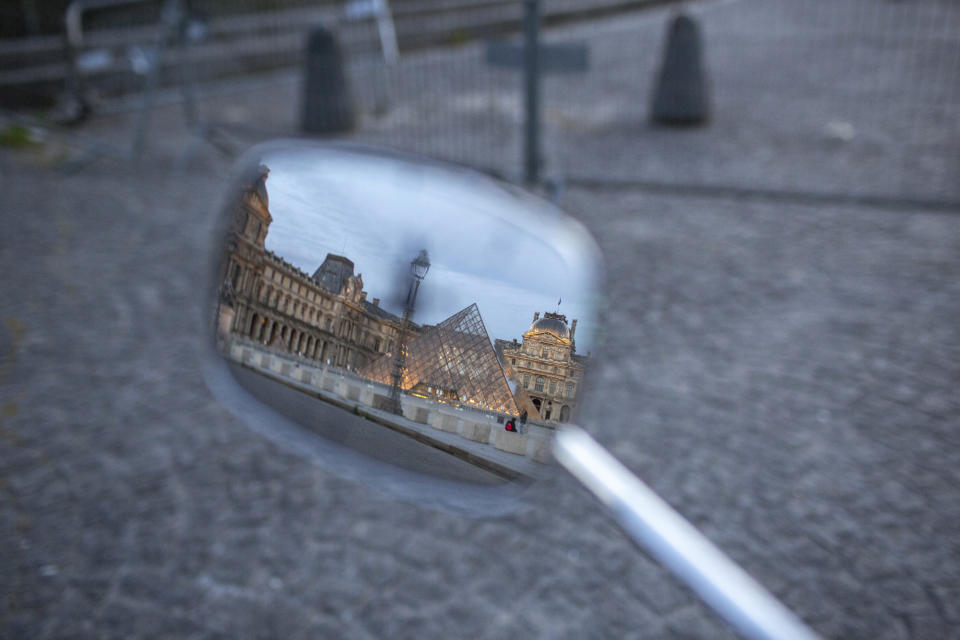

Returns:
2,0,959,638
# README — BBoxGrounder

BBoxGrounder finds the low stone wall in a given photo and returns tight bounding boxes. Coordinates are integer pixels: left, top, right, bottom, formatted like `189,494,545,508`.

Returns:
226,337,553,465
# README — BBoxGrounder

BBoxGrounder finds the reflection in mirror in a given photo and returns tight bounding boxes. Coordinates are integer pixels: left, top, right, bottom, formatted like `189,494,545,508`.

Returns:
210,143,602,490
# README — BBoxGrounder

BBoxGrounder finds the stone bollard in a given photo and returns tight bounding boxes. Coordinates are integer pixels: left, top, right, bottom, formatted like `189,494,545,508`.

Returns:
651,13,710,126
301,25,355,134
493,430,528,455
461,421,492,444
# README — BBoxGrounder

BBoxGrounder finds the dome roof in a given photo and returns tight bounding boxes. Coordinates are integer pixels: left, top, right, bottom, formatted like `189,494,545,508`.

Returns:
529,314,570,339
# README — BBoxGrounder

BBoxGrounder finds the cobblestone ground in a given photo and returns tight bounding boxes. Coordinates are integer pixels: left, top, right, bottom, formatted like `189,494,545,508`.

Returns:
2,0,960,638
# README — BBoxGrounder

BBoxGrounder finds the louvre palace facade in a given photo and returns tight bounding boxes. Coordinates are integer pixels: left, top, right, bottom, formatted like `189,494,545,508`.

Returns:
217,165,588,423
496,312,587,424
216,165,410,373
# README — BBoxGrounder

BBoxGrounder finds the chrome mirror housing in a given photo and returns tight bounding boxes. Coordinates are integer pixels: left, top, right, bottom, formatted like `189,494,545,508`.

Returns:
204,141,603,511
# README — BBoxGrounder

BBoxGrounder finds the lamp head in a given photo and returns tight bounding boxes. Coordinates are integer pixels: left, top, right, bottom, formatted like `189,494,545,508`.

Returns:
411,249,431,280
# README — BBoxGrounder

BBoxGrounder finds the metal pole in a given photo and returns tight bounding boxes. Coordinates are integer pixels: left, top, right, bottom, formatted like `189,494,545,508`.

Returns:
523,0,541,185
132,0,183,157
388,279,418,414
387,251,428,415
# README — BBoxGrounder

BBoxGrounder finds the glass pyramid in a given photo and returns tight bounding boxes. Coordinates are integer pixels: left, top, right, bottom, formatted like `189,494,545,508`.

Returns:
358,303,519,415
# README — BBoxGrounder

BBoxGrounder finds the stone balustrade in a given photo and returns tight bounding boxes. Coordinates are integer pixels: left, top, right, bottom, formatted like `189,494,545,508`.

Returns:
227,336,552,465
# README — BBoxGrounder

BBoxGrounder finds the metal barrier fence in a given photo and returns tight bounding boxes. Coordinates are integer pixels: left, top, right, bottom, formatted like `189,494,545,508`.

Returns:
2,0,958,203
344,0,960,204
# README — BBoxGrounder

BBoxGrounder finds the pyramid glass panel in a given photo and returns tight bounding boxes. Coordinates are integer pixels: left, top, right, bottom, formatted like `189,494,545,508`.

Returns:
358,304,519,415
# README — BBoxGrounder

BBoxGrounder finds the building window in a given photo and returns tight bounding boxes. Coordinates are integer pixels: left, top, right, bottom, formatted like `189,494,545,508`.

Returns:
523,374,530,389
549,380,557,395
535,376,545,392
511,358,516,365
566,382,575,398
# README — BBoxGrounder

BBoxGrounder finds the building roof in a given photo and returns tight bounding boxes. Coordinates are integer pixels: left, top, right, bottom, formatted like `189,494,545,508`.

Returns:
528,312,570,340
312,254,355,294
254,164,270,206
362,300,405,326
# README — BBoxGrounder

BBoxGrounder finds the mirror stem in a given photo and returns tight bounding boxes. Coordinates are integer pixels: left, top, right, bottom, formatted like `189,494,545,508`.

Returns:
553,426,821,640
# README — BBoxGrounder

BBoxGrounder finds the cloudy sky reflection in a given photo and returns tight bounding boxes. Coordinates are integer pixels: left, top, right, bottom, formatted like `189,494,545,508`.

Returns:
260,148,600,352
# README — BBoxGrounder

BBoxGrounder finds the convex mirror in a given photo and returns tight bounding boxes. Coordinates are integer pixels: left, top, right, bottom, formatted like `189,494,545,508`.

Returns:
205,142,603,511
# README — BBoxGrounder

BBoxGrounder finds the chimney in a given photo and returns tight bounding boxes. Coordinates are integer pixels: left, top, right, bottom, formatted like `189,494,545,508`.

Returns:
533,311,540,321
373,298,380,307
570,319,578,340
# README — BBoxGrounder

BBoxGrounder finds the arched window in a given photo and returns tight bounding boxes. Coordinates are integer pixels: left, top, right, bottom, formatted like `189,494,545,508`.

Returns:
535,376,545,392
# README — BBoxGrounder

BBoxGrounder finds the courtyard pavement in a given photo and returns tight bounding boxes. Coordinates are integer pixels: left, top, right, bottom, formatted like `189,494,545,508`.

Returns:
1,0,959,638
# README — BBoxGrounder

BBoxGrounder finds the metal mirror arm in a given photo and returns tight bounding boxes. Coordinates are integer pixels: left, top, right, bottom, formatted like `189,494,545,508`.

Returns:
553,426,821,640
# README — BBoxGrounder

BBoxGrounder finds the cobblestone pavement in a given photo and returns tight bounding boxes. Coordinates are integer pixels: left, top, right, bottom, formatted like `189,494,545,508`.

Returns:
2,0,960,638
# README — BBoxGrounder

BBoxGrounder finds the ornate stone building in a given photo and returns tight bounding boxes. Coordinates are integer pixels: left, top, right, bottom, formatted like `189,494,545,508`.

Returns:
217,165,410,372
496,312,587,424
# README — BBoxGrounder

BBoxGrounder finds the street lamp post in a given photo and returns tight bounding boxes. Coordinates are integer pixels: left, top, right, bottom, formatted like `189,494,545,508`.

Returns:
387,250,430,415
